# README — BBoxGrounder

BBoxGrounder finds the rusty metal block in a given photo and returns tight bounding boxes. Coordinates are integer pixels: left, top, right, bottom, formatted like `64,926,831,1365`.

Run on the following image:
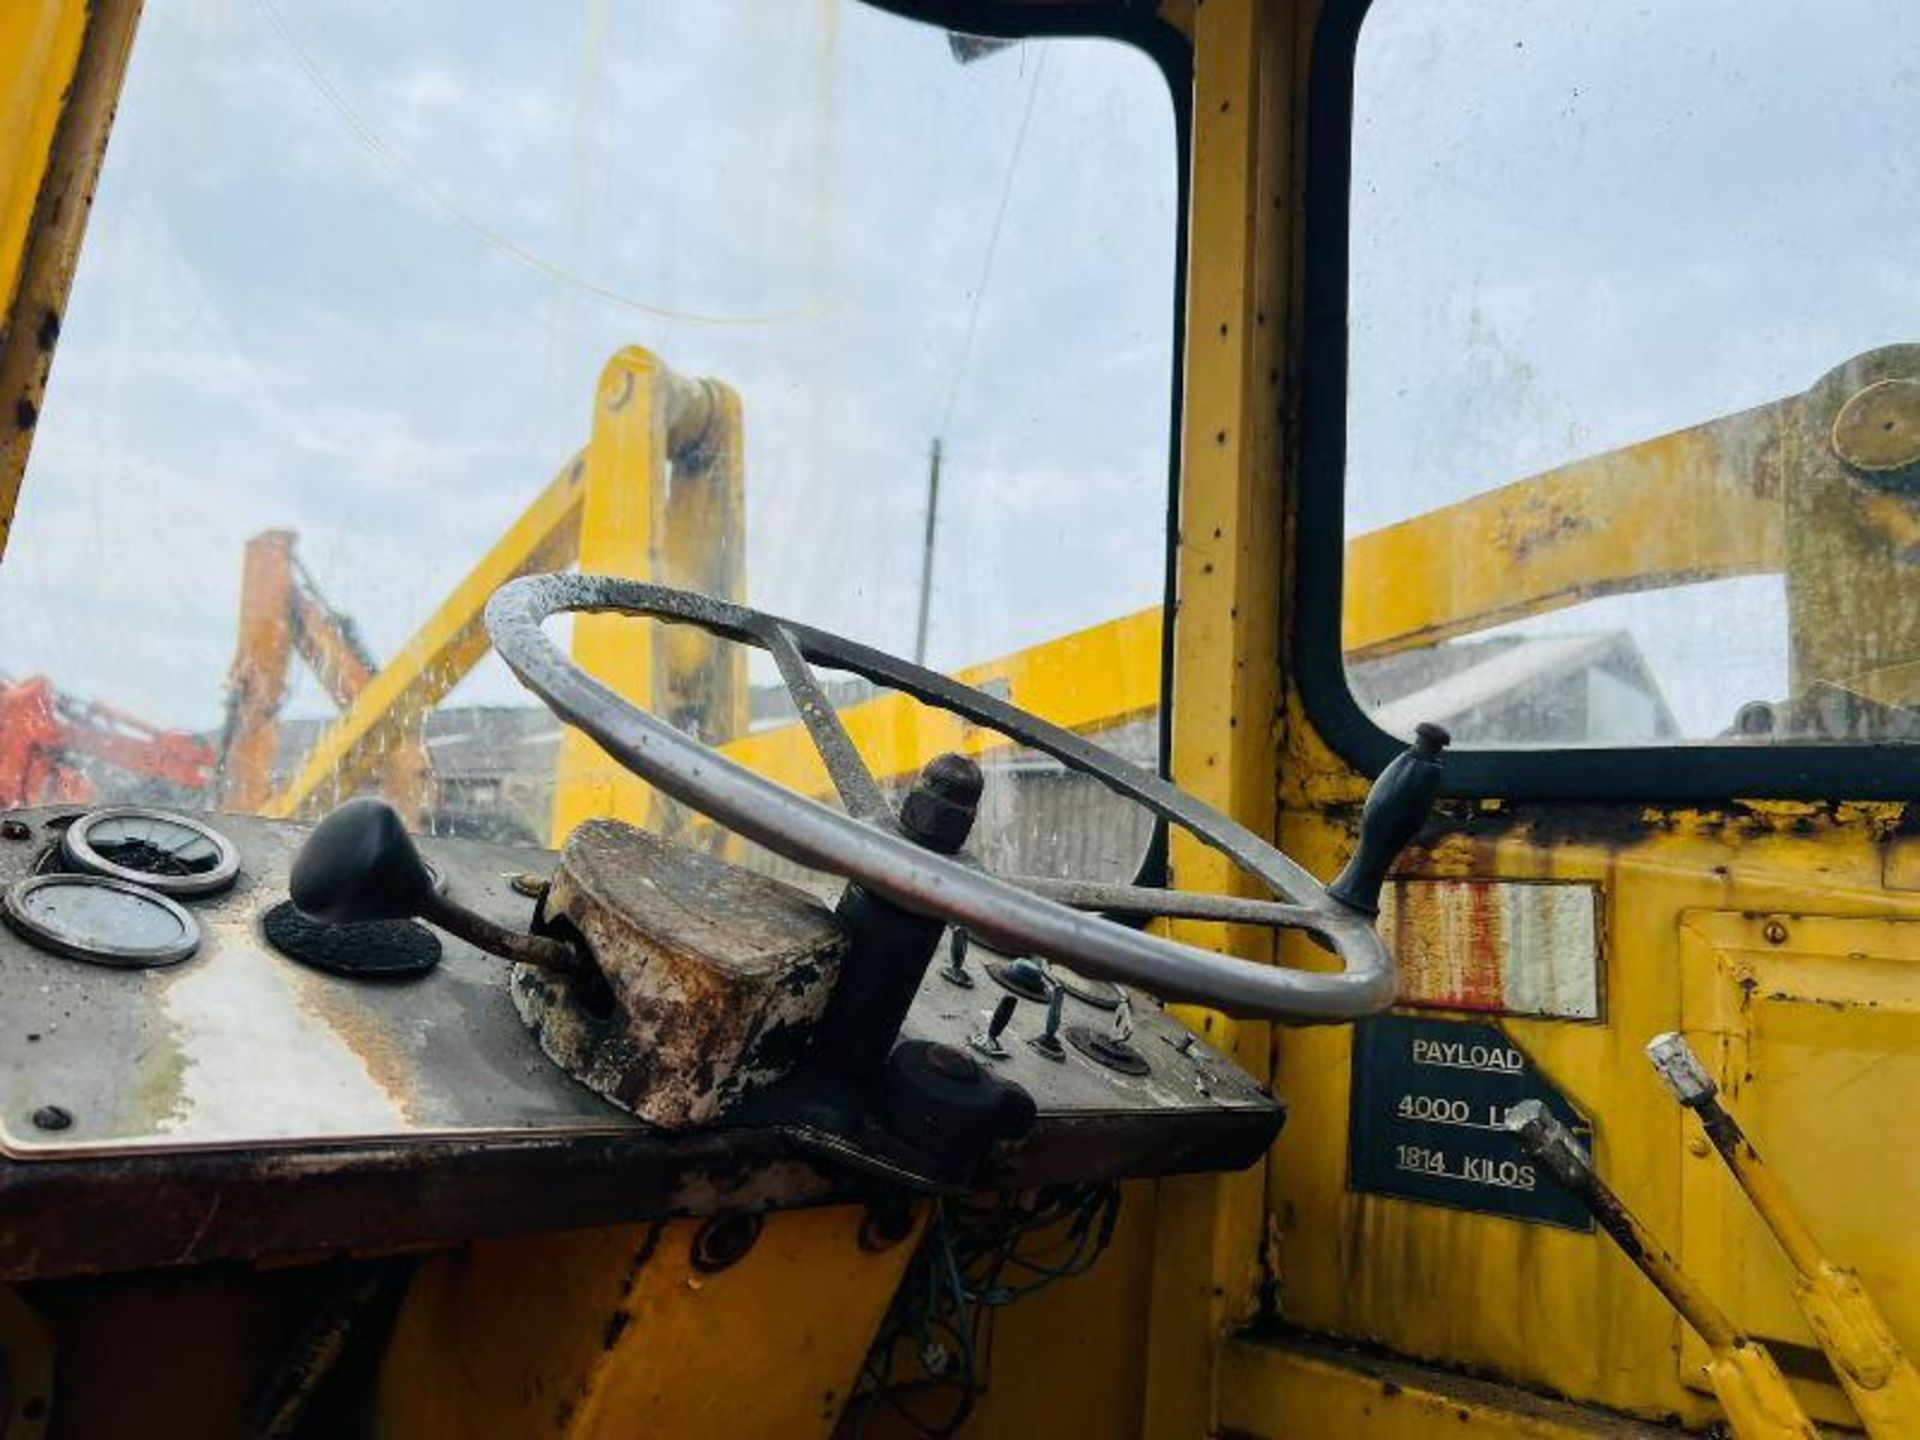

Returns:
513,820,847,1129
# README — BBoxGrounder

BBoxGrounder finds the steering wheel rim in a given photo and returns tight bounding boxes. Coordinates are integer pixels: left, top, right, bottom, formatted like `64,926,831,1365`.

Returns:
484,573,1394,1023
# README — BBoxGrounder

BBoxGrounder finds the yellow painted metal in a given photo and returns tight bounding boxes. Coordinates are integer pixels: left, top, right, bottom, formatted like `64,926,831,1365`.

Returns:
1533,1133,1818,1439
265,453,585,819
1342,398,1787,661
377,1206,924,1438
719,605,1163,792
552,348,744,840
1257,796,1920,1432
1677,1058,1920,1439
1138,0,1295,1433
1217,1333,1686,1439
267,345,740,831
1706,1343,1823,1440
1675,913,1920,1430
885,1181,1162,1440
0,0,141,562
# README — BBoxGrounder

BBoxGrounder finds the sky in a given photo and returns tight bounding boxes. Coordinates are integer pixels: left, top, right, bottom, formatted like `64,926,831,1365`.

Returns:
6,0,1919,751
0,0,1176,732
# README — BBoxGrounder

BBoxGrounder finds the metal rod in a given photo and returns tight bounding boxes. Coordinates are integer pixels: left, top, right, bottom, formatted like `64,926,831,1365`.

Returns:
420,892,586,976
913,437,943,666
1508,1100,1741,1351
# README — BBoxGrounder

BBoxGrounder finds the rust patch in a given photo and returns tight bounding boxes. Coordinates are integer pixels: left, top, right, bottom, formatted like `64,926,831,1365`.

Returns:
292,972,421,1123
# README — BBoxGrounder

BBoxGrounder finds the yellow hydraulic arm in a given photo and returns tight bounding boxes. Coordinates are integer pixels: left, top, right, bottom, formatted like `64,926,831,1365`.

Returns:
265,347,744,841
716,389,1795,799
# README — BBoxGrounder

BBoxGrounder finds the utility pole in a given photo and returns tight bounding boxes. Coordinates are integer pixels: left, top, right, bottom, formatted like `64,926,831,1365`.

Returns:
913,437,942,665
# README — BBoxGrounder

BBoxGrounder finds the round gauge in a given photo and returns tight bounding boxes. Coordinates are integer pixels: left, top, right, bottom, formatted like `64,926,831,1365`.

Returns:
3,874,201,968
60,808,240,898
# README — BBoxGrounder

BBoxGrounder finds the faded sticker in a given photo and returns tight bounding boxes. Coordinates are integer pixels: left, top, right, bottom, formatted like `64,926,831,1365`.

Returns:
1380,879,1601,1020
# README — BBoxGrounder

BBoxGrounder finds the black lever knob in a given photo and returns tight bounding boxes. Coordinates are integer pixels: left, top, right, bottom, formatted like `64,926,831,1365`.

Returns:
1327,722,1449,916
291,797,435,924
292,798,585,975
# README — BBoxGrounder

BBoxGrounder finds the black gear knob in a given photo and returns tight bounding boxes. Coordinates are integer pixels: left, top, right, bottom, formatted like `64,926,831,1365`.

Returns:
291,797,586,976
1327,722,1449,916
290,797,435,924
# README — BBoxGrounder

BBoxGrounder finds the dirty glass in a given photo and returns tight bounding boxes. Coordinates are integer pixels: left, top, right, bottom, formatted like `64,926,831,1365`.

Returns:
1,2,1175,881
1345,0,1920,748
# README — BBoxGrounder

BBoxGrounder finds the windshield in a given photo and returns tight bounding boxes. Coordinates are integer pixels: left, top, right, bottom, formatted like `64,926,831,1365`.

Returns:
2,2,1176,876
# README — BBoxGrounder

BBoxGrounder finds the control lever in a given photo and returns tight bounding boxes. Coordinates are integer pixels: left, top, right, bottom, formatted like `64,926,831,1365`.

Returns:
291,798,586,976
1327,722,1450,915
810,753,985,1082
1507,1100,1817,1439
1647,1032,1920,1437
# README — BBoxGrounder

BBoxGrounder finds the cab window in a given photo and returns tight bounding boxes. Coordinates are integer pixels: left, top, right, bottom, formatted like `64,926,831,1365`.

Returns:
1340,0,1920,754
3,2,1178,876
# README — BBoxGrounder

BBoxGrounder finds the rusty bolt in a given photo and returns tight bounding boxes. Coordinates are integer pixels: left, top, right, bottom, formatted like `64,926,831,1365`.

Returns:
30,1106,71,1132
0,819,29,841
691,1212,762,1274
509,871,549,899
899,752,984,855
1763,919,1789,945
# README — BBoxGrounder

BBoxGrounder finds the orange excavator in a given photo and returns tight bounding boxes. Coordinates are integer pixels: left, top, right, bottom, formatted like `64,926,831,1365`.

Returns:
0,674,214,808
217,529,431,819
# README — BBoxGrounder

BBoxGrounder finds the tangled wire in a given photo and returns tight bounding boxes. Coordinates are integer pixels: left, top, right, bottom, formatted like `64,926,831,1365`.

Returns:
846,1182,1122,1438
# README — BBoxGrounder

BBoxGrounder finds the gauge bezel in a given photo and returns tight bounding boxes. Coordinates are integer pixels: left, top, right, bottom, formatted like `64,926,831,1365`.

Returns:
2,873,202,968
60,807,240,898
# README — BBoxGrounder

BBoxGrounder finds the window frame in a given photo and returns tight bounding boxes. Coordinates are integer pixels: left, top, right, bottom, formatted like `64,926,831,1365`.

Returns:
875,3,1189,883
1293,0,1920,802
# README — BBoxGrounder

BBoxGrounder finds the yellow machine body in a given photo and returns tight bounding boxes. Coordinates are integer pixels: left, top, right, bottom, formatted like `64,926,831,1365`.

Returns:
1,2,1916,1438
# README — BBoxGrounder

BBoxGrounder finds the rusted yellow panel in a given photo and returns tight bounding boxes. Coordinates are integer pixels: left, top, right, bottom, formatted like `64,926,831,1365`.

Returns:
0,2,86,305
1676,912,1920,1429
1265,790,1920,1431
378,1206,923,1439
1380,878,1601,1020
0,0,141,561
1342,399,1787,662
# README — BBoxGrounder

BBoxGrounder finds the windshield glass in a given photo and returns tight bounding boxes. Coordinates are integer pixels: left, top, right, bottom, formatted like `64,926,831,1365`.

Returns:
1344,0,1920,749
2,2,1176,876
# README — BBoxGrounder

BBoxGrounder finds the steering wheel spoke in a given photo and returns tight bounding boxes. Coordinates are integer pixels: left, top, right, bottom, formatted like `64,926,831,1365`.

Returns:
1003,876,1324,931
760,620,890,822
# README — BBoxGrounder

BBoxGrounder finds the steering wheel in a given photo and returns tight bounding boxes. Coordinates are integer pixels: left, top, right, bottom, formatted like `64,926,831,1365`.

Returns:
485,574,1422,1023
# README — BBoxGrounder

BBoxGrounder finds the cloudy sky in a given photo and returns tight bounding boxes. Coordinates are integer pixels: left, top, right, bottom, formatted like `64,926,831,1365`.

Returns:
5,0,1917,753
0,0,1176,732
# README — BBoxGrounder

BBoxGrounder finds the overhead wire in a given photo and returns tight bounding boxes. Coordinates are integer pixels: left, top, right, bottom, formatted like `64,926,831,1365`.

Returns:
253,0,830,328
935,46,1050,438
